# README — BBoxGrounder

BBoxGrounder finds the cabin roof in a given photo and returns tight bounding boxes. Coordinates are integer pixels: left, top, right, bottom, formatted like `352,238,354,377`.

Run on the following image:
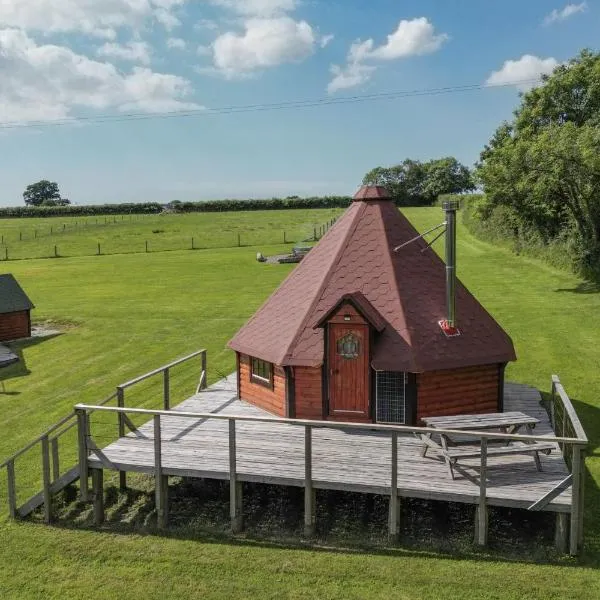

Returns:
0,274,34,314
228,187,516,372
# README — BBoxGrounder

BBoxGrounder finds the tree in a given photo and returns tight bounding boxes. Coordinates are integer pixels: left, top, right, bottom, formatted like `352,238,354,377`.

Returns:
476,49,600,270
362,157,473,205
23,180,69,206
422,157,475,203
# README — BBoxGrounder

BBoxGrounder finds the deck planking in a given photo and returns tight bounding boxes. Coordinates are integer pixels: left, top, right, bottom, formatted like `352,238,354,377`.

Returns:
88,376,572,512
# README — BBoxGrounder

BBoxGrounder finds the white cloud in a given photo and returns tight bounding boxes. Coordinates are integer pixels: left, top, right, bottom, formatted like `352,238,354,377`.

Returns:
97,41,152,65
211,16,316,77
210,0,297,16
0,0,186,36
195,18,219,31
0,28,201,124
320,33,334,48
167,37,186,50
486,55,559,90
197,44,212,56
327,18,448,94
327,62,375,94
543,3,587,25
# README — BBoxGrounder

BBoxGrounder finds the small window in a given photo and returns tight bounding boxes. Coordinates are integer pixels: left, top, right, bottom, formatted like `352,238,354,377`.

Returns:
336,333,360,359
251,357,273,387
376,371,406,424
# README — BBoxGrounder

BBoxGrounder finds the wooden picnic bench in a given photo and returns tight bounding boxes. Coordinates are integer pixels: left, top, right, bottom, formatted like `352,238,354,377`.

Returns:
420,412,557,479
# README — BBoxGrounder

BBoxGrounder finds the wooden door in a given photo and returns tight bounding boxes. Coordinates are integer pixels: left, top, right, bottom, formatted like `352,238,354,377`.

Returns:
328,323,370,419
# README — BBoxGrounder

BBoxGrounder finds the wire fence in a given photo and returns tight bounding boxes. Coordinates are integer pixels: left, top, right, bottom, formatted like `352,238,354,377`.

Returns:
0,217,338,261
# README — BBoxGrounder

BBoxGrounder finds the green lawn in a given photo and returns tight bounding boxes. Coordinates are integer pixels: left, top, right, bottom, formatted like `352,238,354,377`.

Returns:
0,209,339,260
0,207,599,599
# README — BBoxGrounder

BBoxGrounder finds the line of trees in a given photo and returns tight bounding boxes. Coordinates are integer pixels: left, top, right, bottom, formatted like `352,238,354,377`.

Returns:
362,157,475,206
475,49,600,277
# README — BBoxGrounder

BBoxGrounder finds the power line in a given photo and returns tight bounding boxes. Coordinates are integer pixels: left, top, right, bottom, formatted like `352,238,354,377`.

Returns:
0,78,540,131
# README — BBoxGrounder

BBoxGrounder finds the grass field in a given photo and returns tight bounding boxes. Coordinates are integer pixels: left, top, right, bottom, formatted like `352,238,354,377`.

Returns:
0,207,599,599
0,209,339,260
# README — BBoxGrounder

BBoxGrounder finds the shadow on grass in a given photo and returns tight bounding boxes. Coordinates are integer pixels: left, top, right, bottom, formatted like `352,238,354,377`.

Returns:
554,281,600,294
0,333,62,390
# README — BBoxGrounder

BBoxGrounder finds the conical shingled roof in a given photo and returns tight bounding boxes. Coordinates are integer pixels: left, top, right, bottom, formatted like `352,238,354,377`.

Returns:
228,188,516,372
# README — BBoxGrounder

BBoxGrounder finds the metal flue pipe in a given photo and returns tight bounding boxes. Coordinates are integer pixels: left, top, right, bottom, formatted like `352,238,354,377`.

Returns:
442,199,459,328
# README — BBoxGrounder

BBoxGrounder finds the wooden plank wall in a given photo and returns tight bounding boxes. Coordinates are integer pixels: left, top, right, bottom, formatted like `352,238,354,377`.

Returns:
238,354,286,416
294,367,323,419
417,364,499,421
0,310,30,342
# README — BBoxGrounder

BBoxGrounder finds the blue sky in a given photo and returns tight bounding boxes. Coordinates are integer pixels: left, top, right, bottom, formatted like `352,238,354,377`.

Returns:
0,0,597,205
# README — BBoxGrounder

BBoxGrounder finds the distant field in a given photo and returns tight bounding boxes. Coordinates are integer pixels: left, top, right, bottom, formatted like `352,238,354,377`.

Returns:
0,207,599,599
0,209,341,260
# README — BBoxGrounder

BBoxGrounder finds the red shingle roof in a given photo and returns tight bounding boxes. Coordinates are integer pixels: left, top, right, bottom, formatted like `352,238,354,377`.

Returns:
228,188,516,372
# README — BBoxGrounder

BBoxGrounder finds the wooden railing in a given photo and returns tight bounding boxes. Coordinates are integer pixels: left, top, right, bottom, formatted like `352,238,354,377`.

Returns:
546,375,588,554
74,398,587,554
0,348,208,521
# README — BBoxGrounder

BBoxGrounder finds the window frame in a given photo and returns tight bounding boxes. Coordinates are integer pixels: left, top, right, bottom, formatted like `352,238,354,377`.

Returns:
250,357,274,388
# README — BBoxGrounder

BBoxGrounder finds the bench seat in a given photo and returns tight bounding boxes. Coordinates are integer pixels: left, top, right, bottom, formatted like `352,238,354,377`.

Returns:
445,442,556,462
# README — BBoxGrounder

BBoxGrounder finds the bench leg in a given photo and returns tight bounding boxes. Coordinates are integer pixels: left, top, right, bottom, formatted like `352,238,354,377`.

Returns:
525,425,543,471
440,435,455,480
420,433,432,457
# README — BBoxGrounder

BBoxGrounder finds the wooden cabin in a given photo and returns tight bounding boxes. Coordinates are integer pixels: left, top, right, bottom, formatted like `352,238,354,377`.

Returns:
228,186,516,424
0,274,34,342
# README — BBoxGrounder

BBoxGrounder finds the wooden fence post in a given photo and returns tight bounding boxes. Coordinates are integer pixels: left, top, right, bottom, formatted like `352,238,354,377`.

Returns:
389,431,400,541
475,437,488,546
555,512,569,553
97,243,101,256
117,387,127,490
229,419,243,533
54,245,58,258
51,437,60,482
145,240,149,253
304,425,315,536
7,459,17,519
92,468,104,526
570,445,583,555
163,368,170,410
41,435,52,523
77,409,89,502
154,415,168,529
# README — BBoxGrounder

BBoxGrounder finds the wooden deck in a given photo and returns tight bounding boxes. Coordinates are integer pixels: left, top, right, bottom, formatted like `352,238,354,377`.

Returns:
88,375,572,512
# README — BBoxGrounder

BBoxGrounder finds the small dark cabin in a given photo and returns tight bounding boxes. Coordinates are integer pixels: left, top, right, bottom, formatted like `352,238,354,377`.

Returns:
228,186,516,424
0,274,34,342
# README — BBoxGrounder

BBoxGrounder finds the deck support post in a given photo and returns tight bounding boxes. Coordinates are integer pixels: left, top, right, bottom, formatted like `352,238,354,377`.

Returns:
117,387,127,490
92,468,104,526
76,408,89,502
41,435,52,524
304,425,316,537
388,432,400,542
7,459,17,519
154,415,168,529
570,446,583,556
475,438,488,546
555,512,569,554
229,419,243,533
163,368,170,410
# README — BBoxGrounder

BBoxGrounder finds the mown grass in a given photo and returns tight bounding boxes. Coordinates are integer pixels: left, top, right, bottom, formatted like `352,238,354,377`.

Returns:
0,207,599,599
0,209,340,260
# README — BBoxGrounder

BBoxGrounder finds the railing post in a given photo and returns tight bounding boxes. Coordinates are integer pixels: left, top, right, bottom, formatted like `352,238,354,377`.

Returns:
51,437,60,482
117,387,127,490
77,408,89,502
304,425,315,537
41,435,52,524
475,437,488,546
570,445,583,556
201,351,207,390
388,431,400,541
7,459,17,519
550,376,556,430
229,419,243,533
154,414,168,529
163,368,170,411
